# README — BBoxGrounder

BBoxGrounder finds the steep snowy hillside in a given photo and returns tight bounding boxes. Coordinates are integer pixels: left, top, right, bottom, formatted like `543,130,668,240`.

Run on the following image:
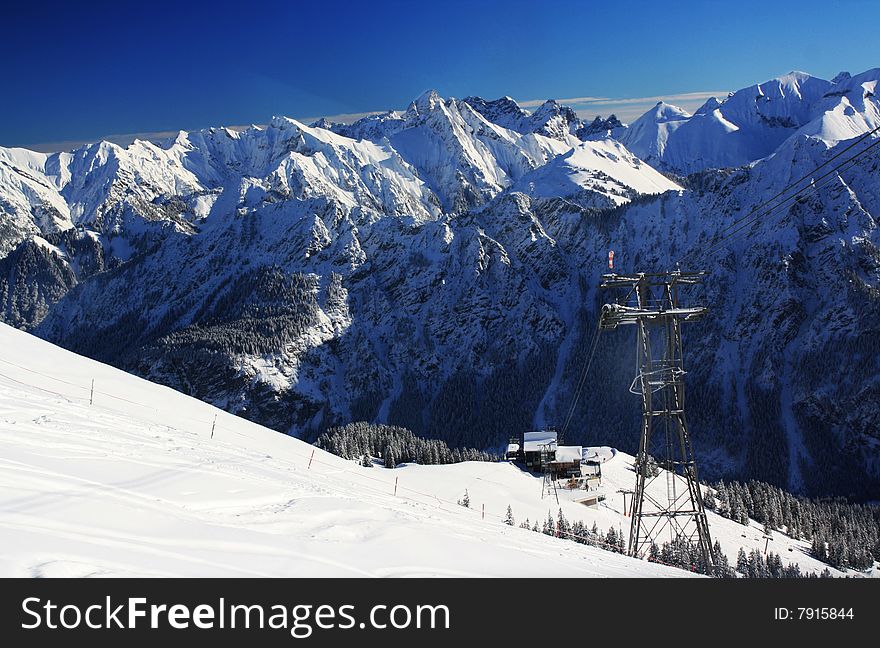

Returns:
622,70,880,173
0,324,845,577
1,72,879,500
619,101,691,166
513,139,680,206
0,148,72,256
0,323,687,577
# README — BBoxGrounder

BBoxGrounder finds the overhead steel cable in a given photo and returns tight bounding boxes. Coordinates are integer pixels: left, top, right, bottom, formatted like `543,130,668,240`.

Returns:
699,124,880,245
679,131,880,264
697,136,880,259
559,314,603,442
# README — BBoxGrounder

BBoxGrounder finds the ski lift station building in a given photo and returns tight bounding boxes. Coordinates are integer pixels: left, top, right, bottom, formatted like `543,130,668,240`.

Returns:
521,430,558,469
517,431,584,477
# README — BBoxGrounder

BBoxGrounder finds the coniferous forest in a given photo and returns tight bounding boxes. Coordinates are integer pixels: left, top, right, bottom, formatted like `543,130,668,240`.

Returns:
315,422,497,468
708,479,880,571
512,507,833,578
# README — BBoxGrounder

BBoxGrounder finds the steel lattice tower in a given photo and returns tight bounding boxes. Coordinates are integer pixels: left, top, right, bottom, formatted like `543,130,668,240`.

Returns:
599,270,715,568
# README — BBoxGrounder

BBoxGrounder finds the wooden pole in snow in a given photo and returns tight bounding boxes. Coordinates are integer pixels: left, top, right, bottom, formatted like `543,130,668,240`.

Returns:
394,476,398,496
89,379,94,406
210,414,217,439
482,503,485,520
308,449,315,470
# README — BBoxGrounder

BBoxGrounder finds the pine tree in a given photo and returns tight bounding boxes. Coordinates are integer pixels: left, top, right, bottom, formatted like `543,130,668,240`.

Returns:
503,505,515,526
556,509,570,538
703,486,716,511
605,527,618,552
712,540,731,578
811,534,828,562
360,453,372,468
543,511,555,536
571,520,586,544
715,480,730,517
383,446,396,469
458,489,470,508
736,548,749,576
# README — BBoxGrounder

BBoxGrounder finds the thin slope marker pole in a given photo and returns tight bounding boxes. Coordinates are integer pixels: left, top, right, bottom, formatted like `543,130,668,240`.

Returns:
89,379,94,406
308,449,315,469
394,476,399,496
210,414,217,439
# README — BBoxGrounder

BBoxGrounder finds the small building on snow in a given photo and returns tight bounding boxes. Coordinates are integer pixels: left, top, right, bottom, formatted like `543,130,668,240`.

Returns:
548,445,583,479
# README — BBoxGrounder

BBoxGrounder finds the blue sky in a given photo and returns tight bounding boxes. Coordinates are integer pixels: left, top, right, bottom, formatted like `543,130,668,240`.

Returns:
3,0,878,150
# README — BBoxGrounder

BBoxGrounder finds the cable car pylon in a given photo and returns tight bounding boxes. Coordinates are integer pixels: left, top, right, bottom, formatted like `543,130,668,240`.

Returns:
599,269,715,569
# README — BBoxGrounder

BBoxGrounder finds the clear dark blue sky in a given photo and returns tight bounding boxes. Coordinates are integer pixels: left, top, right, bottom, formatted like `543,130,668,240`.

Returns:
3,0,877,148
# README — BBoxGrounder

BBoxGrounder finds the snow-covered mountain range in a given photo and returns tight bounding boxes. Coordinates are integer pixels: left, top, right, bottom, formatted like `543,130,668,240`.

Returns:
1,68,879,499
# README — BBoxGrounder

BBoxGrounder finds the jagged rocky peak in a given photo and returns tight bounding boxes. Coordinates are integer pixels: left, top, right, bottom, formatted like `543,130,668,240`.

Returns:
462,95,525,116
650,100,691,121
462,95,532,132
268,114,303,131
531,98,577,121
577,114,625,139
528,99,581,140
694,97,723,116
461,95,582,140
309,117,336,130
410,89,445,115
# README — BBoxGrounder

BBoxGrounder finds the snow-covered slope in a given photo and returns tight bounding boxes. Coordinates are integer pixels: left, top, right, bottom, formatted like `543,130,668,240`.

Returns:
0,323,689,577
0,323,845,577
619,101,691,166
513,139,680,206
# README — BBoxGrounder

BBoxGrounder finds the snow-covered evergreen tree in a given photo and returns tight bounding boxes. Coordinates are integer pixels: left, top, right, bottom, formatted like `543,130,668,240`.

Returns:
542,511,555,536
503,505,515,526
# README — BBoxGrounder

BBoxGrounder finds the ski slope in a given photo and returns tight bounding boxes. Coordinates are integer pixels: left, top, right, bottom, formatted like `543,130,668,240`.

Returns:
0,324,850,577
0,323,685,578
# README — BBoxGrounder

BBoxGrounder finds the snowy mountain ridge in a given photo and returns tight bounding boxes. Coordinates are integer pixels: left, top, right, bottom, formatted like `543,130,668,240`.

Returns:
620,68,880,173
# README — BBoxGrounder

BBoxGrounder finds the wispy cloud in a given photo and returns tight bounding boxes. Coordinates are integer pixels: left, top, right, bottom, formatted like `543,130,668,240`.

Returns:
296,110,389,125
519,90,729,122
518,96,610,108
20,112,388,153
23,131,183,153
